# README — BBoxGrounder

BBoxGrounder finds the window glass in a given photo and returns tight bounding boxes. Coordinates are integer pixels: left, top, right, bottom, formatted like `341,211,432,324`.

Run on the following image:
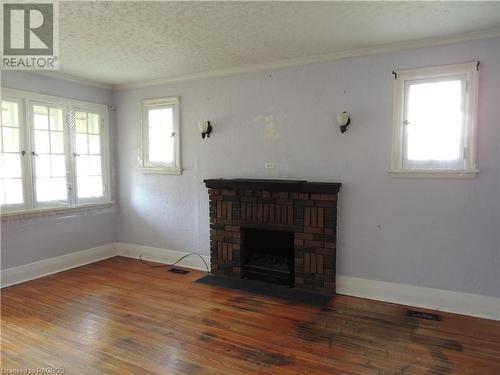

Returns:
1,100,24,205
75,111,103,199
148,107,174,164
32,105,67,203
404,79,464,167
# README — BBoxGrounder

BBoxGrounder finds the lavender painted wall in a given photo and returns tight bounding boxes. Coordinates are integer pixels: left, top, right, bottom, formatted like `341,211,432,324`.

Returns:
0,72,116,269
115,38,500,298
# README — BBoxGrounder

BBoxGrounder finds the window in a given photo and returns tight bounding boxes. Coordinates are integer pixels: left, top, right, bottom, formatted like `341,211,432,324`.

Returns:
390,62,479,178
141,97,181,174
32,104,68,204
73,110,105,201
1,100,25,208
0,88,111,214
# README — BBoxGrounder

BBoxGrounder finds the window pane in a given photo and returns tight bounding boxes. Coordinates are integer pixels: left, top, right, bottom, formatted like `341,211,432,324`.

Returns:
50,108,63,131
74,110,104,202
88,155,102,175
34,105,48,115
2,127,20,152
50,132,64,153
34,106,49,130
406,80,463,162
148,107,174,164
51,155,66,177
76,133,88,154
75,112,87,133
1,101,24,207
149,130,174,163
1,179,23,205
76,155,88,177
35,154,51,178
35,130,50,153
88,113,99,134
149,107,172,129
2,101,19,127
88,134,100,154
1,154,22,178
33,104,67,204
76,153,103,199
36,177,67,202
78,175,103,198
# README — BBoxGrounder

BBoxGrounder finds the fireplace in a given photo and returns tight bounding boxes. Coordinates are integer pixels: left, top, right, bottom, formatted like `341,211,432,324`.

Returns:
241,228,294,286
204,179,341,295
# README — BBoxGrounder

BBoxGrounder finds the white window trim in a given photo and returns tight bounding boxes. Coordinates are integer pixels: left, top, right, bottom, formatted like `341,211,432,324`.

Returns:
1,202,115,222
29,99,72,209
0,97,29,212
390,62,479,179
70,104,111,205
140,96,182,175
0,87,113,215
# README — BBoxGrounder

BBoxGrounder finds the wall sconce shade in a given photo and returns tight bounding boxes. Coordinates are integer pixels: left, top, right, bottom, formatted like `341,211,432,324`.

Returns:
199,120,212,139
337,111,350,133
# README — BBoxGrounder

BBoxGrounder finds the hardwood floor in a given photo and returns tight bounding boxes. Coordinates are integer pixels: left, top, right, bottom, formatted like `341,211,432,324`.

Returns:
2,256,500,374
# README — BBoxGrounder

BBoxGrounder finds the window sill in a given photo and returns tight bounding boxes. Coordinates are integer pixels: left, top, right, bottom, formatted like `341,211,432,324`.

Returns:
389,169,479,179
140,167,182,175
1,202,115,221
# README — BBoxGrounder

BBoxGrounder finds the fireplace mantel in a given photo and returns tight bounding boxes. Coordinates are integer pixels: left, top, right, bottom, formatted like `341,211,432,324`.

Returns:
204,179,341,194
204,178,341,295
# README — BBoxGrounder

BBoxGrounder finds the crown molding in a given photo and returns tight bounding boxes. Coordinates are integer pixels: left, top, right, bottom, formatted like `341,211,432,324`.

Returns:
30,71,114,90
10,28,499,91
113,28,500,90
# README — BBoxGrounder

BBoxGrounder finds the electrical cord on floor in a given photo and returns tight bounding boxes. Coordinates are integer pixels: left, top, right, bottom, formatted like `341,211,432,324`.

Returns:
140,253,210,274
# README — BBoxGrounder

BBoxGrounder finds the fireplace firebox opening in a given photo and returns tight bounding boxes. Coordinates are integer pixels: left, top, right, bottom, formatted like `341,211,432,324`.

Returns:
241,228,294,287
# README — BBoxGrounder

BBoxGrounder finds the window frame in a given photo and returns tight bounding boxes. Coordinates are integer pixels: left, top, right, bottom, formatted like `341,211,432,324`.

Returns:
140,96,182,175
1,97,30,211
69,105,110,205
390,62,479,179
29,100,71,208
0,88,112,215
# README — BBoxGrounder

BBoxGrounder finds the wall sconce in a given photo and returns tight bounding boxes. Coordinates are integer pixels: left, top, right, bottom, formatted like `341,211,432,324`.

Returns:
337,111,350,134
199,120,212,139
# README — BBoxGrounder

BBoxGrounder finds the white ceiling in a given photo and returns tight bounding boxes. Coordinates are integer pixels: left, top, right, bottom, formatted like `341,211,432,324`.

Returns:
56,1,500,89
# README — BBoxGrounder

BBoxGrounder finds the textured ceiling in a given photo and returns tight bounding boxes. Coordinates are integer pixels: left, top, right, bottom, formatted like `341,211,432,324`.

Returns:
56,1,500,88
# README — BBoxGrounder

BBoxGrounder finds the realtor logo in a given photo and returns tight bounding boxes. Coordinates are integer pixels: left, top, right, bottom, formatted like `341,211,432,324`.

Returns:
2,1,58,70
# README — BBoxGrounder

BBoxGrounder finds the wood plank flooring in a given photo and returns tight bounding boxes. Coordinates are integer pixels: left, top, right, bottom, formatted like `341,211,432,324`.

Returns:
2,256,500,374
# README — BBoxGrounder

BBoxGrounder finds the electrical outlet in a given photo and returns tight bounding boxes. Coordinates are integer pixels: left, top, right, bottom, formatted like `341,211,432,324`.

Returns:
264,161,275,169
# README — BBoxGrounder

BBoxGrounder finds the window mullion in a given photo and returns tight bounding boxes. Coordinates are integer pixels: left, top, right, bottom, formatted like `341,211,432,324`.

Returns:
460,78,467,168
21,99,34,210
65,109,77,205
142,105,150,168
100,112,110,201
402,82,410,169
27,100,38,208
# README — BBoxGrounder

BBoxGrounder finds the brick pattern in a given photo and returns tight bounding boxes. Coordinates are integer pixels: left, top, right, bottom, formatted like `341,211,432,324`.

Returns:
208,188,338,295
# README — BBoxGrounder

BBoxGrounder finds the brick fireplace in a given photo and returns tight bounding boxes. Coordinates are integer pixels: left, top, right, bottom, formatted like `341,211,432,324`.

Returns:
204,179,341,295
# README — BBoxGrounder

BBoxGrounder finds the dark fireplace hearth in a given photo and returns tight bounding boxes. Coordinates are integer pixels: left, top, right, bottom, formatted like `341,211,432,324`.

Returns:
204,178,341,295
241,228,294,286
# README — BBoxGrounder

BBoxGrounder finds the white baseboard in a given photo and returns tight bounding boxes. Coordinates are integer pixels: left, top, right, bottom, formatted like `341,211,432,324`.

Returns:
336,275,500,321
115,242,210,272
2,242,499,320
1,243,117,288
105,243,500,320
